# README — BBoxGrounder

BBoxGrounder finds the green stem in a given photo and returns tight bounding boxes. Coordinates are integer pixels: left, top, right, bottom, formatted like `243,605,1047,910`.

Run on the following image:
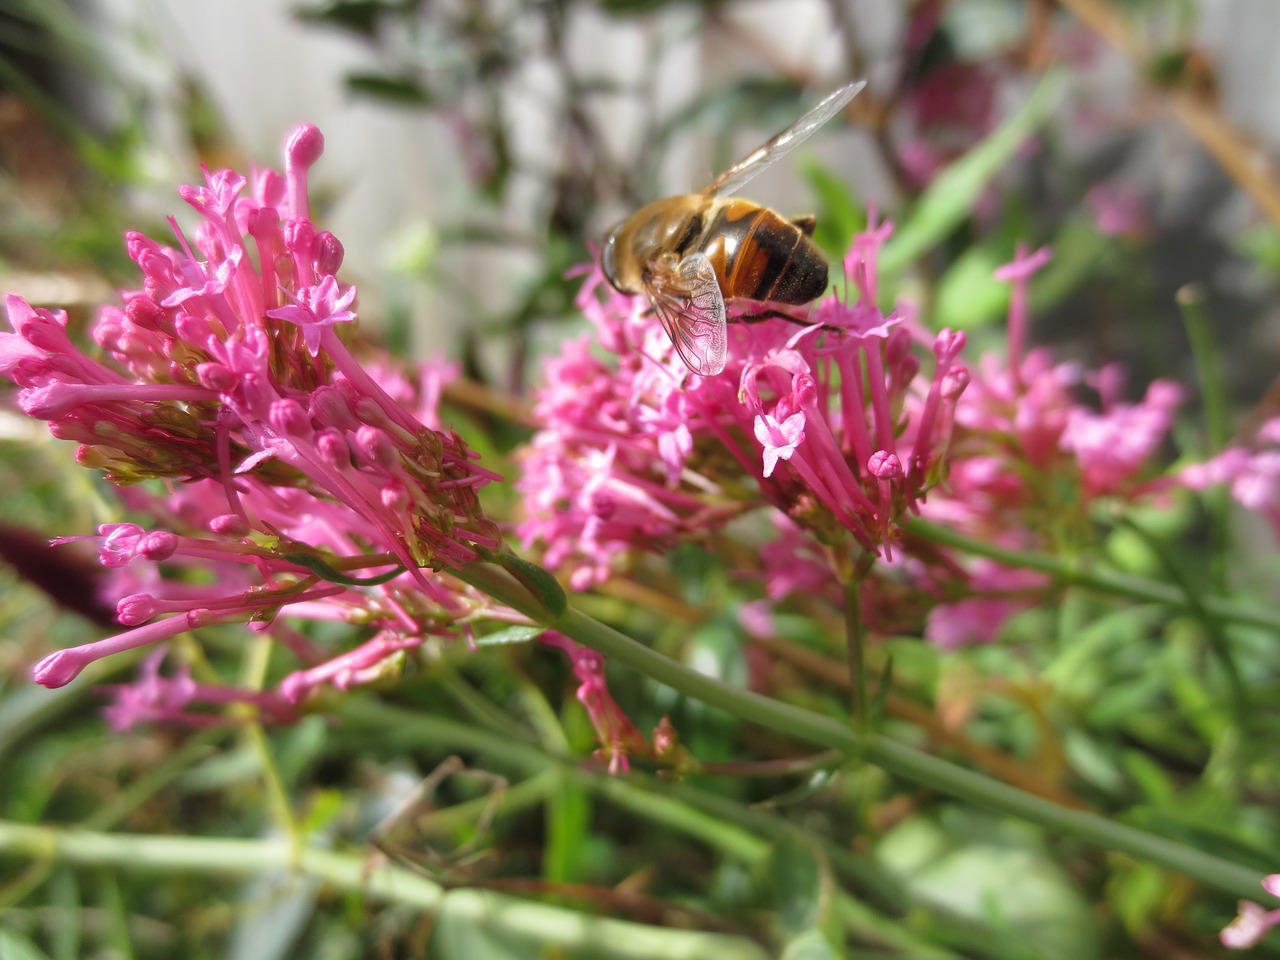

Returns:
454,559,1269,901
1115,516,1246,721
0,820,768,960
904,517,1280,631
1177,284,1232,593
843,575,868,728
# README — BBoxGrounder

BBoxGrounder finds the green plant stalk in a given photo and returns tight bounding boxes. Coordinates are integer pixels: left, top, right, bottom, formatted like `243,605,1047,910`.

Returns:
843,575,869,729
0,820,768,960
1115,515,1245,722
455,559,1270,902
333,702,989,958
905,517,1280,631
1177,285,1232,593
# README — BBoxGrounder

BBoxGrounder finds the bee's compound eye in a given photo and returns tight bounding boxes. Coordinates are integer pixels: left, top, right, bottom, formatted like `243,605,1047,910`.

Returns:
600,229,624,291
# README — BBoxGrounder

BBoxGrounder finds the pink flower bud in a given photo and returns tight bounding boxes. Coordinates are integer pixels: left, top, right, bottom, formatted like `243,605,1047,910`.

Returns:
868,450,902,480
117,593,160,625
196,362,238,393
316,429,351,468
286,124,325,170
33,648,90,687
139,531,178,561
284,219,316,260
209,514,249,537
314,232,344,275
269,398,313,440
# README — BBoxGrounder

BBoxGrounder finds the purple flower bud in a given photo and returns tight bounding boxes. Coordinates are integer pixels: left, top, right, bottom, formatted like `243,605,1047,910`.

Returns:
381,483,410,511
269,398,314,440
868,450,902,480
314,232,344,275
316,429,351,468
310,385,361,431
139,531,178,561
117,593,160,625
355,424,397,468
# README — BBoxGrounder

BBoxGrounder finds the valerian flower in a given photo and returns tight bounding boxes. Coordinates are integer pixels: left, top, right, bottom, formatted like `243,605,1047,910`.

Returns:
519,214,968,594
1,124,514,718
1182,417,1280,538
1220,875,1280,949
918,244,1184,646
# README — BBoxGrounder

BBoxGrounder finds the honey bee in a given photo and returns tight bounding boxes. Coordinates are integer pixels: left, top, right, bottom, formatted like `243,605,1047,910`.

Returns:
601,80,866,376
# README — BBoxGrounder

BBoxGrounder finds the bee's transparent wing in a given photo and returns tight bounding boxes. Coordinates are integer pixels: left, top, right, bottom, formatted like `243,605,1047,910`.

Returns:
645,252,727,376
702,80,866,199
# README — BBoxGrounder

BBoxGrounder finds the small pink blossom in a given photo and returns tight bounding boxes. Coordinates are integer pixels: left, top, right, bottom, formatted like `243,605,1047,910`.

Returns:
754,412,806,478
1182,418,1280,538
1221,875,1280,949
541,631,648,773
266,274,358,356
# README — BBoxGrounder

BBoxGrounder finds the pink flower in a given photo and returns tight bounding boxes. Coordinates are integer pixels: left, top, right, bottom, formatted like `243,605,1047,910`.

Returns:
915,246,1181,647
754,412,806,478
1182,418,1280,538
1061,379,1183,496
267,274,358,356
519,216,970,587
541,631,649,773
1221,875,1280,949
2,123,516,714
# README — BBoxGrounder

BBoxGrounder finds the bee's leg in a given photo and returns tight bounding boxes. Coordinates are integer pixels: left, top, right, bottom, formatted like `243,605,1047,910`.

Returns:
732,309,843,334
789,214,817,236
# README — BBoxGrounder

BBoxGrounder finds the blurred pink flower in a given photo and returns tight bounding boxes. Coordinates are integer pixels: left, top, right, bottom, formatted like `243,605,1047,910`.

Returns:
1221,875,1280,949
1182,417,1280,538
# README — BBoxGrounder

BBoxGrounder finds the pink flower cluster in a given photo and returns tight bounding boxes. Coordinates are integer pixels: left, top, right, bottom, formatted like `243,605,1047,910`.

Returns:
0,124,511,724
920,246,1184,646
1182,417,1280,538
518,216,969,593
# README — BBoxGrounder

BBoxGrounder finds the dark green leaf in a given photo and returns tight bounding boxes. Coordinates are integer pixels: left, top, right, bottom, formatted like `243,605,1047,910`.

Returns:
344,71,433,106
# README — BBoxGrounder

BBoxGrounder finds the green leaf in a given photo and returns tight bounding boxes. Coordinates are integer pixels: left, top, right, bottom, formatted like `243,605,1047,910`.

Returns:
799,158,865,258
544,779,592,886
343,71,433,106
498,553,567,616
293,0,406,37
934,245,1009,330
780,928,840,960
877,813,1100,960
474,625,545,648
766,833,827,938
433,895,528,960
882,70,1064,273
0,929,51,960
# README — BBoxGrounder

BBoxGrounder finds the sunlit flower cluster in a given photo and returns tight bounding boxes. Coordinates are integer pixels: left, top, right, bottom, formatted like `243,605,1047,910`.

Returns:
519,216,968,600
0,125,511,724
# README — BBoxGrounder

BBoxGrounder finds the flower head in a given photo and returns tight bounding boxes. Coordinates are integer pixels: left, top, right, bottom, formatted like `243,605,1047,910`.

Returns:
519,216,969,600
3,124,514,713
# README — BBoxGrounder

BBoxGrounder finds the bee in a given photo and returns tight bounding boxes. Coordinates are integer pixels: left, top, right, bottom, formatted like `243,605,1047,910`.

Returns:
601,80,866,376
